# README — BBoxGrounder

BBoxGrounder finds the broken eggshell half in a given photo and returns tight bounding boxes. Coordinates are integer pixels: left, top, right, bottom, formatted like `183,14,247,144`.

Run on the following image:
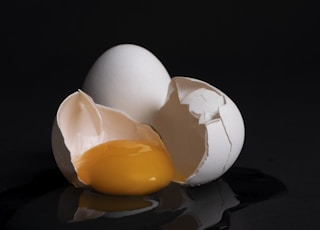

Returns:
51,90,168,189
151,76,245,186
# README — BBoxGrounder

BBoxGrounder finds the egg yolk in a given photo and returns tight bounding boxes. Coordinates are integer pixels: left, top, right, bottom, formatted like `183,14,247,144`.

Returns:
74,140,175,196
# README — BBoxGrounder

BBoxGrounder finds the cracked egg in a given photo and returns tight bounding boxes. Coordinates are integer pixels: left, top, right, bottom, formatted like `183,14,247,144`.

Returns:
51,44,245,195
52,90,175,195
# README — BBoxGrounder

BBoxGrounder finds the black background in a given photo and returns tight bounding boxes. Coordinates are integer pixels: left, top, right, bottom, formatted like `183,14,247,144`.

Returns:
1,0,320,229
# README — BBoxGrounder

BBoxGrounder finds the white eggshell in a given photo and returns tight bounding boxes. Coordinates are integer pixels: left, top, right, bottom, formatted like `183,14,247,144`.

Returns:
151,77,245,186
82,44,171,124
51,90,167,188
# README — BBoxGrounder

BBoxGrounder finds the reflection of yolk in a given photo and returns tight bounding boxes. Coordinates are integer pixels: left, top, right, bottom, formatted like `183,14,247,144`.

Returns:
79,192,153,212
74,140,175,195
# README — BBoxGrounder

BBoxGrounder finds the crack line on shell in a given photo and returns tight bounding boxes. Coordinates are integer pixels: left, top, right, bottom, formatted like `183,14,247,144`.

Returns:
219,113,233,173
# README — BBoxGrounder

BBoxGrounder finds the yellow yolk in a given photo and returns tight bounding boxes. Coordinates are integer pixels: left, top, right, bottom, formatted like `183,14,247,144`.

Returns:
74,140,175,195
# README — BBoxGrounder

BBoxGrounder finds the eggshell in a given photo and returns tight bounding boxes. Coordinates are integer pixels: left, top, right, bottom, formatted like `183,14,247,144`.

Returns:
82,44,171,124
151,76,245,186
51,90,167,188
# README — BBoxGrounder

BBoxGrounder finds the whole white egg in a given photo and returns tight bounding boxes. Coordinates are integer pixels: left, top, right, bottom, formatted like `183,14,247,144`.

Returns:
82,44,171,124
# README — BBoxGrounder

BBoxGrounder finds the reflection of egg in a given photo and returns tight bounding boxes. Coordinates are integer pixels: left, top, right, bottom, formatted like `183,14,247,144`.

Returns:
51,44,245,196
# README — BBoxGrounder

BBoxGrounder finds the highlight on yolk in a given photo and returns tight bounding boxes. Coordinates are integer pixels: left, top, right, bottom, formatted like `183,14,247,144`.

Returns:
74,140,176,195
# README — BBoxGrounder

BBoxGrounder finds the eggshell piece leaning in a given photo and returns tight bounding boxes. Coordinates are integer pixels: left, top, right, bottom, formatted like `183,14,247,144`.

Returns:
51,90,167,188
151,77,245,186
82,44,171,124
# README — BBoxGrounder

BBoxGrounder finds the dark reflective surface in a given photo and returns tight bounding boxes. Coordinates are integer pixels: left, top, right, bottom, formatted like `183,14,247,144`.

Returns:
2,0,319,228
0,167,287,230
